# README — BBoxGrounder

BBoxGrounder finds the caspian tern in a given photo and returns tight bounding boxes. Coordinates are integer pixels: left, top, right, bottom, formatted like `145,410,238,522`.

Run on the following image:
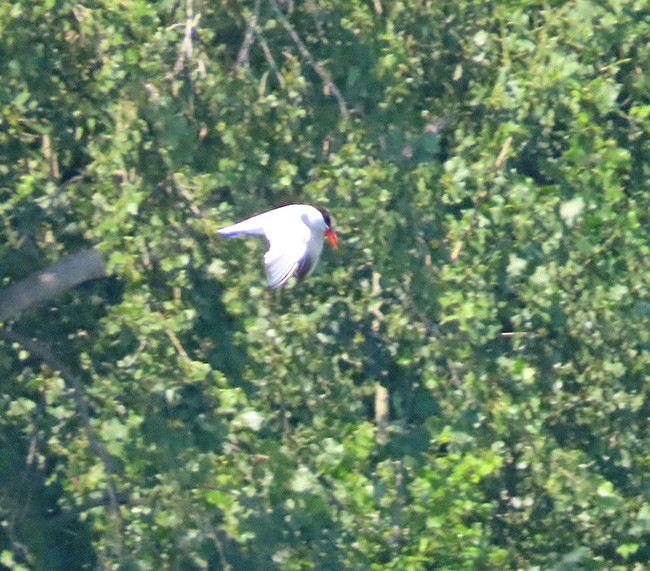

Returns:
218,204,338,288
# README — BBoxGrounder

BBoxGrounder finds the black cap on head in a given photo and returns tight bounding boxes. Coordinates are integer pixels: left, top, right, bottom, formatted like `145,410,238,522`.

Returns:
316,207,332,228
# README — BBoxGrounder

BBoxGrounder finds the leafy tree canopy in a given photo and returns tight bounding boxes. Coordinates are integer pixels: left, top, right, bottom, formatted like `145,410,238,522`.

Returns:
0,0,648,568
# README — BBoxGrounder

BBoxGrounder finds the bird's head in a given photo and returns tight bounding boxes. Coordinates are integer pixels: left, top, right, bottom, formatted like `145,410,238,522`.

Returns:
317,207,338,248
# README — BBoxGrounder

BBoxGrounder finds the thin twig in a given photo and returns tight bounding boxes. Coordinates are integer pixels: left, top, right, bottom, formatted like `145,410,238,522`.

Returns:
495,136,512,168
235,0,262,70
42,133,60,179
450,241,463,261
374,382,389,445
183,0,194,61
164,326,191,362
256,31,286,88
170,0,202,91
269,0,350,119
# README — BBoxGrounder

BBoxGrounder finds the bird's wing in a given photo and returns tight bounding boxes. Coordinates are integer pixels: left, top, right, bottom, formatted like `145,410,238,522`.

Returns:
263,219,313,288
217,210,275,237
295,233,324,281
295,251,317,281
264,238,308,288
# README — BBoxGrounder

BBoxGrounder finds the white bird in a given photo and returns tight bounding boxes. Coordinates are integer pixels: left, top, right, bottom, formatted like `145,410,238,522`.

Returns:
217,204,338,288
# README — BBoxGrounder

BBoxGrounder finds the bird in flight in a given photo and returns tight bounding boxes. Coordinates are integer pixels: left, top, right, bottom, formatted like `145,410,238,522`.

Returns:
218,204,338,288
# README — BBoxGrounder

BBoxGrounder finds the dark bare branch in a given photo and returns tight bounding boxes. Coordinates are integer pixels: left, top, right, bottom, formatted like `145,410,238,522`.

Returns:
0,248,107,322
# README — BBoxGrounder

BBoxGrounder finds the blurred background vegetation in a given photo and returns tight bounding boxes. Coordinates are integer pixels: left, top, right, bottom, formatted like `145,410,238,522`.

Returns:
0,0,649,568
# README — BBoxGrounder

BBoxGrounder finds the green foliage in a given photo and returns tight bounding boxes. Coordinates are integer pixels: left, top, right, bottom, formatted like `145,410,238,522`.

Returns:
1,0,649,568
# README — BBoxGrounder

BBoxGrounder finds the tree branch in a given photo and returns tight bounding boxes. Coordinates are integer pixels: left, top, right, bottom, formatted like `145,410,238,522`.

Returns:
168,0,203,97
256,31,287,89
235,0,262,70
0,248,107,322
172,0,199,77
269,0,350,119
0,329,123,529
